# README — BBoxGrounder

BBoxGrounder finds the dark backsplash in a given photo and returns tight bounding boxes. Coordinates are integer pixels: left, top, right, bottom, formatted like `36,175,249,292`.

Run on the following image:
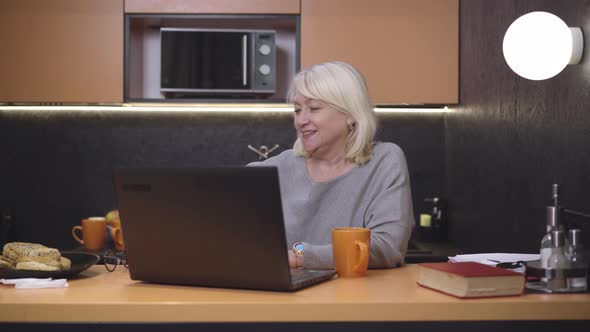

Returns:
447,0,590,253
0,110,444,249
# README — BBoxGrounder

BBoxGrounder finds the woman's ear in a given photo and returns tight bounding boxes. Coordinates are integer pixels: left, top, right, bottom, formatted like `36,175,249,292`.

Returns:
347,119,356,130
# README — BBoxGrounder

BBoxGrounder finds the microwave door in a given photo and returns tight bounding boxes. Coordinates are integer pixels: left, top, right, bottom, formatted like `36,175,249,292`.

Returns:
160,30,253,93
183,31,248,90
205,32,249,90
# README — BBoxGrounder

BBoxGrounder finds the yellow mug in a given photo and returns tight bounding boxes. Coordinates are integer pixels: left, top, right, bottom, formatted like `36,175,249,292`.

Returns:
332,227,370,277
107,218,125,251
72,217,106,251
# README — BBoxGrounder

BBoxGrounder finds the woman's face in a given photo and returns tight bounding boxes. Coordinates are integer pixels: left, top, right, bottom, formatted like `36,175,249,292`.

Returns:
293,94,351,158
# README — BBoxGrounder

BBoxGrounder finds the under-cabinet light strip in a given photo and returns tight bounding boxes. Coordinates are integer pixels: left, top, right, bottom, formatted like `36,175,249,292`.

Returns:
0,105,450,113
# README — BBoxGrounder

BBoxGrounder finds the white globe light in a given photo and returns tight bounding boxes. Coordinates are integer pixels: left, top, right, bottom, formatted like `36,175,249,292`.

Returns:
502,11,583,80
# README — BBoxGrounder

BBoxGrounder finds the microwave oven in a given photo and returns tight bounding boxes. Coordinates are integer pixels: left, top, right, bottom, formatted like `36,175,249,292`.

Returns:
160,28,276,97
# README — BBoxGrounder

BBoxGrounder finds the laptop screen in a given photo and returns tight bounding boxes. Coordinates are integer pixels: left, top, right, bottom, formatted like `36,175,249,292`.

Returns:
113,167,296,290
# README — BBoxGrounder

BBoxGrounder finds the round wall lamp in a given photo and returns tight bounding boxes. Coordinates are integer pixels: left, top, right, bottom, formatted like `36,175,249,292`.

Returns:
502,11,584,80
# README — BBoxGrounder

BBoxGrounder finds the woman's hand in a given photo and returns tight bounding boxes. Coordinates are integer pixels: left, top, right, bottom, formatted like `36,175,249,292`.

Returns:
288,250,303,268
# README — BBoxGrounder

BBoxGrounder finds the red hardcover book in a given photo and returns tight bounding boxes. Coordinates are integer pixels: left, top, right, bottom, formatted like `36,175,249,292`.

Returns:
416,262,525,298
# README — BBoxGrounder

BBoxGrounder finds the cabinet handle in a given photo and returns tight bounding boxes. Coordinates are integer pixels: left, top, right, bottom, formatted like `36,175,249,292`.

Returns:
242,34,247,86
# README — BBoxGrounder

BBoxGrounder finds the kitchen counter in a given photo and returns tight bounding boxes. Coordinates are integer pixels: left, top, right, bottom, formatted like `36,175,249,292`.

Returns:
1,264,589,329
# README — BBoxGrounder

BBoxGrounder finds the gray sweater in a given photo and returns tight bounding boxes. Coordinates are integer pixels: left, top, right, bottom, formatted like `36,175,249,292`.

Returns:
248,142,414,269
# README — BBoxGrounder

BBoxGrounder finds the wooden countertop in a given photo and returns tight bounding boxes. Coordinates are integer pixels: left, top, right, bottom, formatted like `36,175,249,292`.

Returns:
1,265,589,323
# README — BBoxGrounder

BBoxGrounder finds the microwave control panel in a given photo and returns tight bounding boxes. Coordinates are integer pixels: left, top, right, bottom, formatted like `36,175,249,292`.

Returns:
252,31,276,93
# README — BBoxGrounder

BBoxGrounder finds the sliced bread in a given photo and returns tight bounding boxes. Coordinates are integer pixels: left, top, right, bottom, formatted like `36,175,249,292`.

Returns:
3,242,61,261
59,256,72,270
15,261,60,271
16,256,61,268
0,256,14,269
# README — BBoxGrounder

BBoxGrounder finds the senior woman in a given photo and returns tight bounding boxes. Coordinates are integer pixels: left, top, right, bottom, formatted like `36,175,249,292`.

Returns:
249,61,414,270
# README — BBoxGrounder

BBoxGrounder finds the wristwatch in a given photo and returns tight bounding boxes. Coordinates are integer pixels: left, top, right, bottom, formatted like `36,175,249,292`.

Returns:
292,242,304,257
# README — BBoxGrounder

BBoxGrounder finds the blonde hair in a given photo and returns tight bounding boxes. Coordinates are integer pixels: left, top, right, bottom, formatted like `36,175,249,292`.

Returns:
288,61,377,165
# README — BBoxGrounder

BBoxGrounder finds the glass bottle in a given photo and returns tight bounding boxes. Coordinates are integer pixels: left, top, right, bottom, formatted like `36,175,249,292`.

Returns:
546,230,570,291
566,229,588,292
540,206,559,268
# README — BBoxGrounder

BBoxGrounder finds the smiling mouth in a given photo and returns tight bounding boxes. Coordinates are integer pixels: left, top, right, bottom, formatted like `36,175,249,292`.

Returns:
301,130,316,138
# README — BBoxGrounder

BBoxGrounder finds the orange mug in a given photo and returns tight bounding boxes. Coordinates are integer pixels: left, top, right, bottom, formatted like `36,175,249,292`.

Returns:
332,227,370,277
72,217,106,251
107,218,125,251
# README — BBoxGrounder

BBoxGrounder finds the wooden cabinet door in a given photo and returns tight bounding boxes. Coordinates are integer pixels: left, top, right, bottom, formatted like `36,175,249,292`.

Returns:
125,0,300,14
301,0,458,105
0,0,123,103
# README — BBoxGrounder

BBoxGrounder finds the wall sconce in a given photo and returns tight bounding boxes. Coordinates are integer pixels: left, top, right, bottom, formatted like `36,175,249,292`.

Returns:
502,11,584,80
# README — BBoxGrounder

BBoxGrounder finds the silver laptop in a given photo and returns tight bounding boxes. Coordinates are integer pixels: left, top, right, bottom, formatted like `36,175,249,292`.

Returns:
113,166,336,291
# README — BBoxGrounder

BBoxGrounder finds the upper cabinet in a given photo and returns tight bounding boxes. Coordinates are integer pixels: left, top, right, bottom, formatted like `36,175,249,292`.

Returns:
0,0,458,105
125,0,300,14
0,0,124,104
301,0,458,105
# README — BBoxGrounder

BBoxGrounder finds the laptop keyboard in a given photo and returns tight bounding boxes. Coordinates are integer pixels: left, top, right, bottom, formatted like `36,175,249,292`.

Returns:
290,268,334,282
288,268,336,290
